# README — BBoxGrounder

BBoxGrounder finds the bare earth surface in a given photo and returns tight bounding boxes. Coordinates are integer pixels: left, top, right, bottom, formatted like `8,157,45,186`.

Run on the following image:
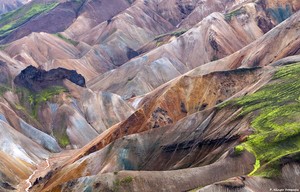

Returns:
17,150,78,192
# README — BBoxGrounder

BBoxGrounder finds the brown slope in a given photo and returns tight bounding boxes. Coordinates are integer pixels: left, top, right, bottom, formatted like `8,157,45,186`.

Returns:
197,164,300,192
31,9,300,191
0,50,28,78
0,120,49,191
176,0,234,28
0,0,80,44
121,11,297,137
178,0,299,29
0,76,137,190
34,64,271,191
3,32,100,81
58,151,255,192
3,0,286,82
0,0,31,15
60,0,265,72
70,0,261,68
0,151,32,191
2,1,174,79
37,57,300,192
0,0,132,44
86,11,250,98
75,1,174,66
5,32,79,64
40,58,300,191
86,0,289,99
0,69,137,189
62,0,132,41
0,79,135,149
136,0,225,27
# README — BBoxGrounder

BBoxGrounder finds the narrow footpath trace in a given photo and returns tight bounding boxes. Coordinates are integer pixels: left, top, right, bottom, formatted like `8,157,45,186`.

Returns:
25,159,50,192
18,150,78,192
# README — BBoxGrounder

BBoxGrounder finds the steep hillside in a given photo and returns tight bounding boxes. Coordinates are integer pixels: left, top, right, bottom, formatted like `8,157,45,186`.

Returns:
27,11,300,190
0,0,32,16
0,0,60,43
0,0,132,44
32,62,300,192
88,7,300,99
0,0,296,87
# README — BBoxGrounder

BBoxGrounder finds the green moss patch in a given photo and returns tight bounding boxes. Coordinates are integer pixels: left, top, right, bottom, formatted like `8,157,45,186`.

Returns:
57,133,70,148
53,33,79,46
227,63,300,177
13,86,66,124
17,86,70,147
0,85,11,96
154,29,187,41
112,176,134,192
0,2,59,37
233,145,245,155
53,112,70,148
28,86,67,118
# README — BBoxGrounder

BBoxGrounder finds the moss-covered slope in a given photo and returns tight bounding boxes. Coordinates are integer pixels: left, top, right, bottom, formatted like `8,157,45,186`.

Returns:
0,2,59,38
227,63,300,177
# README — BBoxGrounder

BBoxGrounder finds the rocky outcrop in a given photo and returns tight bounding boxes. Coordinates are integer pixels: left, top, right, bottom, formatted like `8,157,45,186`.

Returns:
14,65,85,92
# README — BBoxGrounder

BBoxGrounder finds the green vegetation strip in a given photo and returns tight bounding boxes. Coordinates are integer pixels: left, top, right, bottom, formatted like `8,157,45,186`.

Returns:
113,176,133,192
224,7,246,22
154,29,187,41
56,133,70,148
53,33,79,46
28,86,67,118
0,85,11,96
13,86,66,120
229,63,300,177
0,2,59,37
16,86,70,147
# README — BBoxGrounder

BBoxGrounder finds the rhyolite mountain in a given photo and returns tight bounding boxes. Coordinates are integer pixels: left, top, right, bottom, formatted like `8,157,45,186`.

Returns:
0,0,299,191
0,0,32,16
